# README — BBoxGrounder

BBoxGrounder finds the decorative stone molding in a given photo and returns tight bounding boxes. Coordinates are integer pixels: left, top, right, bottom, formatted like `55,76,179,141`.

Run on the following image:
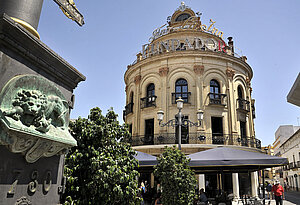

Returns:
241,56,247,62
193,65,204,75
159,67,169,77
134,75,142,85
226,68,235,79
15,196,32,205
246,77,251,87
0,74,76,163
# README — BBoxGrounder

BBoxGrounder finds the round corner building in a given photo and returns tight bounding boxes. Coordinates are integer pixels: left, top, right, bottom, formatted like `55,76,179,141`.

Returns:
124,3,261,156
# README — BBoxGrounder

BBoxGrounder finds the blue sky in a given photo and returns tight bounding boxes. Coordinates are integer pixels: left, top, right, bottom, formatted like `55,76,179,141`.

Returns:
38,0,300,146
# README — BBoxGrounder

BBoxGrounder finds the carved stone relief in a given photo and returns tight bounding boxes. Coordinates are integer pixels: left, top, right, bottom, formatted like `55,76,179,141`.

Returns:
0,75,76,163
159,67,169,77
226,67,235,79
193,65,204,75
15,196,32,205
134,75,141,85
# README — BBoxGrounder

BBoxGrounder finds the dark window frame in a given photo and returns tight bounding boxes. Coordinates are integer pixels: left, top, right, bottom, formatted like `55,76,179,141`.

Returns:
175,13,191,22
175,78,189,103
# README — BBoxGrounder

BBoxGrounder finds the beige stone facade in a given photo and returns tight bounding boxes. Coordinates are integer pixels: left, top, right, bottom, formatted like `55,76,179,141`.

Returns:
123,4,261,156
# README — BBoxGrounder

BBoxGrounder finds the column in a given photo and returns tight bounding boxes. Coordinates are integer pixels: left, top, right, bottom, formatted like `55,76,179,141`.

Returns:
151,173,155,188
198,174,205,191
251,172,258,198
232,173,240,200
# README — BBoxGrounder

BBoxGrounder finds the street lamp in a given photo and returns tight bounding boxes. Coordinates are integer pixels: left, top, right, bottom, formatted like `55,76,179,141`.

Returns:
157,98,204,150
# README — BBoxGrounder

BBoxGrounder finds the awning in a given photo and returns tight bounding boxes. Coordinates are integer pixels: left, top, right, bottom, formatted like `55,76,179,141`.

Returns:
188,147,288,172
135,151,157,166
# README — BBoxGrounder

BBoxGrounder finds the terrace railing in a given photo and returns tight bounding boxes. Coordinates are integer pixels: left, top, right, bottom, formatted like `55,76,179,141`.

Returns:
131,132,261,149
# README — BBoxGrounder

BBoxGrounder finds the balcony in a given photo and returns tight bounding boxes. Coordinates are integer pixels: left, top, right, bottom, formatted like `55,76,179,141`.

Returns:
237,98,250,112
208,93,227,106
172,92,191,104
123,102,134,116
289,162,295,169
131,133,262,149
140,96,157,109
237,136,249,147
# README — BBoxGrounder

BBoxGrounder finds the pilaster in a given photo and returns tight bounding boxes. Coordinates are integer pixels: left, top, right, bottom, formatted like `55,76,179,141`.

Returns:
232,173,240,201
226,63,237,134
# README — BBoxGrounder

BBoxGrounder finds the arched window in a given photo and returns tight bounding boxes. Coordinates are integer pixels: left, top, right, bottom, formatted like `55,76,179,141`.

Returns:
238,86,243,99
146,83,155,98
210,79,220,94
130,92,134,104
129,92,134,112
237,86,249,111
141,84,156,108
209,79,220,103
174,78,189,103
124,92,134,116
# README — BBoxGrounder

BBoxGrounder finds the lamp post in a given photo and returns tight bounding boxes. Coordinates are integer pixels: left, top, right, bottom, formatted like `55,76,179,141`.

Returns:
157,98,204,150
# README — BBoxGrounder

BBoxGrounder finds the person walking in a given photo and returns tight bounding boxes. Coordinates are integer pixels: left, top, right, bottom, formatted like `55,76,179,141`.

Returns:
266,182,273,199
272,180,284,205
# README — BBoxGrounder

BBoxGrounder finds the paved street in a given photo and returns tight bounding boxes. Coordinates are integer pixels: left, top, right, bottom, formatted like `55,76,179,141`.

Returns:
264,191,300,205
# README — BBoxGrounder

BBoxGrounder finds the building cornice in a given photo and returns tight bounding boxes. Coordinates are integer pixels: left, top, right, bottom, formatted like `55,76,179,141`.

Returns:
125,50,253,80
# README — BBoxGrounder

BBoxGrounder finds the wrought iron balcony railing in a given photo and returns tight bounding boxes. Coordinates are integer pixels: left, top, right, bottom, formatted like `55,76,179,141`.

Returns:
208,93,227,106
172,92,191,104
123,102,134,116
140,96,157,109
130,132,261,149
289,162,297,169
237,98,250,112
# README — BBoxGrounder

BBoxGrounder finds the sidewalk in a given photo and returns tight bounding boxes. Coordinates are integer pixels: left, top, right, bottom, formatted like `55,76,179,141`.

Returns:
264,199,297,205
263,191,300,205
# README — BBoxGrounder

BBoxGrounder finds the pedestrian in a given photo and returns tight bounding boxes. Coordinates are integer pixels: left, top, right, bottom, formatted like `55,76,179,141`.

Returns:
199,188,208,205
154,192,163,205
266,182,273,199
271,180,284,205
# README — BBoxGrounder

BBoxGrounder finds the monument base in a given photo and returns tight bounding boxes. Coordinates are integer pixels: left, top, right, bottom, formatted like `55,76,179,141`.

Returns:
0,146,65,205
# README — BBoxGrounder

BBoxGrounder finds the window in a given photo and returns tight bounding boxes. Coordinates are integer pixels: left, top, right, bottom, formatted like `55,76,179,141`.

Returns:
238,86,243,99
130,92,134,104
174,78,189,103
144,119,154,145
141,83,156,108
211,117,224,144
147,83,155,98
210,79,220,94
124,92,134,116
240,121,248,146
237,86,249,111
209,79,220,103
175,13,191,22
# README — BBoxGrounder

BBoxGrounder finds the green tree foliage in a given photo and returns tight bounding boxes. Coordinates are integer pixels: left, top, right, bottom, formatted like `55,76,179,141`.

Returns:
154,146,196,205
62,107,141,205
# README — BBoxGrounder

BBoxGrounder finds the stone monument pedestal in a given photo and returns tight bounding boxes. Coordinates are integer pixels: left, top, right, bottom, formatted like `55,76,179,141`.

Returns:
0,13,85,205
